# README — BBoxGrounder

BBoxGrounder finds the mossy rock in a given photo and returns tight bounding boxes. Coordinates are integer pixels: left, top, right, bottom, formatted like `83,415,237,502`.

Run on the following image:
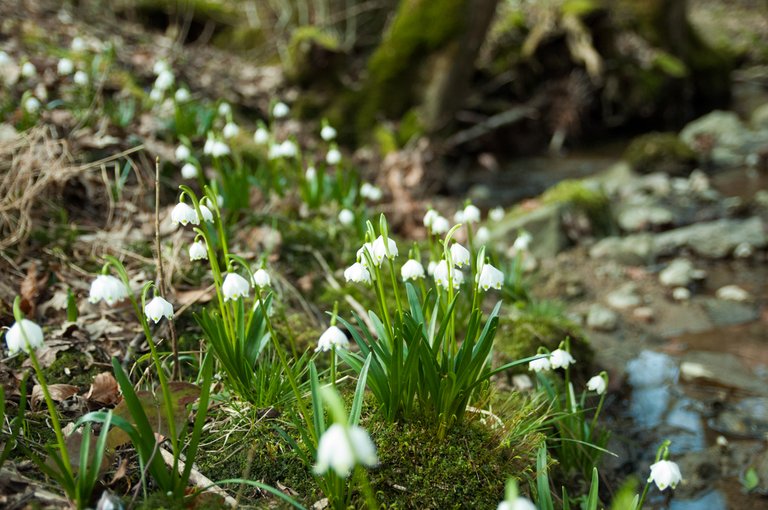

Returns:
539,179,614,236
45,348,102,387
285,26,343,87
624,131,697,176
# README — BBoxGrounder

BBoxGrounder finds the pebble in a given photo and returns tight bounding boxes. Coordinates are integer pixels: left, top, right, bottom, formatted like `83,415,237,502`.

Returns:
587,303,619,331
734,242,754,258
660,258,695,287
632,306,655,323
716,285,750,302
673,287,691,301
606,283,642,309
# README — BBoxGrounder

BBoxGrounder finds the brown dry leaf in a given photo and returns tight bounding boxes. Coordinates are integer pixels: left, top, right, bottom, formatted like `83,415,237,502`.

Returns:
25,340,73,368
86,373,120,406
19,263,47,317
56,430,113,476
31,384,78,409
108,458,129,486
176,287,215,306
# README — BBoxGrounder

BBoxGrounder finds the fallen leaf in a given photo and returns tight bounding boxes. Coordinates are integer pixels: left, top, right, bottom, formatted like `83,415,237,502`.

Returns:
53,429,113,476
26,341,74,368
31,384,78,409
176,287,215,306
86,373,120,406
19,263,47,317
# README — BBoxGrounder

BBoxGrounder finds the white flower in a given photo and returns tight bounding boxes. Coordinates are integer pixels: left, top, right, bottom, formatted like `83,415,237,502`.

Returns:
211,141,230,158
181,163,198,179
175,145,191,161
269,140,297,159
489,207,505,222
528,356,551,373
453,210,464,223
21,61,36,78
475,226,490,245
174,88,190,102
144,296,174,323
252,269,271,288
463,204,481,223
57,58,74,76
272,101,290,118
203,135,214,155
477,263,504,291
88,275,129,306
198,205,214,223
153,60,169,75
189,240,208,260
401,259,425,281
314,423,377,477
253,127,269,145
321,125,337,141
648,460,683,491
360,183,382,201
550,349,575,370
427,261,437,275
325,148,342,165
217,102,231,117
450,244,470,268
372,236,398,265
5,319,44,354
0,51,11,66
512,231,533,254
154,70,174,91
73,70,89,86
497,497,536,510
316,325,349,352
587,374,607,395
222,273,251,301
149,88,163,102
344,262,371,284
433,260,463,289
423,209,438,228
305,166,317,181
338,209,355,226
171,202,199,226
222,122,239,139
24,97,41,113
431,216,450,235
71,37,86,52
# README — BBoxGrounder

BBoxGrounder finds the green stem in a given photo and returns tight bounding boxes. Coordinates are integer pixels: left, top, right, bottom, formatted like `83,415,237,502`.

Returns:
387,257,403,321
355,466,378,510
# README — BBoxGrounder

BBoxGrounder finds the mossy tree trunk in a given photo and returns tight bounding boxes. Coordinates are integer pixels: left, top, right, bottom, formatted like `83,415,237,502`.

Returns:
352,0,500,136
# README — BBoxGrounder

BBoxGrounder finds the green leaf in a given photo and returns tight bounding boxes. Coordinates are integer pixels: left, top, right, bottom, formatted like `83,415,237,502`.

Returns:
744,467,760,491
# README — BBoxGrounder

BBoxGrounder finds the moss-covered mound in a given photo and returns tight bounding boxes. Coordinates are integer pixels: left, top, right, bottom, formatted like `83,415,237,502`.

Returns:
624,131,697,176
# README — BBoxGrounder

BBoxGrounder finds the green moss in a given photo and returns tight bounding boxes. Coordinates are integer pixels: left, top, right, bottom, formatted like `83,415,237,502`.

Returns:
624,131,696,176
212,26,265,51
561,0,601,17
373,124,400,155
397,108,424,145
539,179,614,235
285,26,341,84
45,349,102,387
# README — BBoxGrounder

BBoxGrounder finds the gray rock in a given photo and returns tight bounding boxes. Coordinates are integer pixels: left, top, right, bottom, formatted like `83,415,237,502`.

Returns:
617,204,674,232
680,110,767,167
494,203,567,259
680,351,767,395
715,285,750,302
701,297,758,326
589,234,655,265
606,282,642,309
659,258,695,287
587,303,619,331
709,397,768,439
751,102,768,130
654,217,767,258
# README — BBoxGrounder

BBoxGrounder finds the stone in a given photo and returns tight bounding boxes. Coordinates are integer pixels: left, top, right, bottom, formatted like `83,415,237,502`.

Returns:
617,204,674,232
709,397,768,439
495,203,567,259
632,306,655,323
606,282,642,310
587,304,619,331
659,258,695,287
672,287,691,301
680,110,767,167
589,234,655,265
716,285,750,302
701,297,758,327
680,351,767,395
653,217,767,258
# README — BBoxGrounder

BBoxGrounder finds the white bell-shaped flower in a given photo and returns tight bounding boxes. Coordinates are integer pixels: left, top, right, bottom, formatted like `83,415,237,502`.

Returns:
453,210,465,223
338,209,354,226
171,202,199,226
272,101,290,118
648,460,683,491
427,261,437,275
73,70,89,86
316,325,349,352
450,244,470,268
325,148,341,165
144,296,174,323
254,127,269,145
497,497,536,510
222,122,239,139
431,216,450,235
181,163,198,179
344,262,371,284
189,240,208,261
21,61,37,78
279,140,297,158
24,97,41,113
153,60,169,75
5,319,44,354
433,260,463,289
198,204,214,223
475,226,490,245
252,269,271,288
359,183,382,201
587,374,607,395
57,58,74,76
463,204,481,223
222,273,251,301
489,207,505,222
477,263,504,291
217,102,231,117
321,125,337,141
550,349,575,370
528,356,551,373
154,70,174,91
423,209,438,228
372,236,398,265
211,141,230,158
175,144,191,162
512,231,533,254
314,423,378,478
401,259,425,281
71,37,86,52
88,275,129,306
356,242,374,267
305,166,317,181
174,88,191,102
